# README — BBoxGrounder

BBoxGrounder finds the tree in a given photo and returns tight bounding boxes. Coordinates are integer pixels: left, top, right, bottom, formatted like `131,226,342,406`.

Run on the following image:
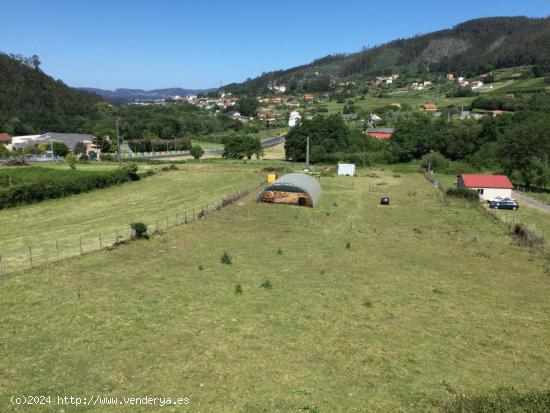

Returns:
497,116,550,187
51,141,69,157
92,135,111,153
235,96,259,117
190,144,204,160
73,141,87,155
223,135,263,159
0,144,9,155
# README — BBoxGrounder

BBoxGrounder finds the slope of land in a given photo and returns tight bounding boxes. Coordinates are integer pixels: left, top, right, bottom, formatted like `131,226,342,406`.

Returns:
1,169,548,412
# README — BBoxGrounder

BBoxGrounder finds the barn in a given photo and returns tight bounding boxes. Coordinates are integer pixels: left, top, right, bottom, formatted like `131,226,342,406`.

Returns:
257,173,321,207
457,174,513,201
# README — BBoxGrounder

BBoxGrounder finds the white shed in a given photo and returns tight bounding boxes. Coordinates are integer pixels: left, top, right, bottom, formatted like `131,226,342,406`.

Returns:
337,163,356,176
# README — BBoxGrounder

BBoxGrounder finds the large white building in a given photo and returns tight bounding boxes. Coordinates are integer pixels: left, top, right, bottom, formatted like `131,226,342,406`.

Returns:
288,110,301,127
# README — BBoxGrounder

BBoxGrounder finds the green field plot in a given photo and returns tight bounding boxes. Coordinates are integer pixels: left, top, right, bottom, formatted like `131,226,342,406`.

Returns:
1,170,548,412
0,164,261,273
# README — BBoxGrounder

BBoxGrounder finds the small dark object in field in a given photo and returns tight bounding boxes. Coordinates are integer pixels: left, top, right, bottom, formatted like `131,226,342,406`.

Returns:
198,210,205,219
130,222,149,239
393,174,401,178
475,251,490,258
5,157,30,166
346,242,351,250
408,191,416,197
169,164,178,170
234,283,243,295
260,279,272,289
76,287,81,299
432,288,446,295
221,251,232,264
413,227,423,235
277,248,283,255
380,197,390,205
333,202,338,207
320,269,325,275
198,265,204,271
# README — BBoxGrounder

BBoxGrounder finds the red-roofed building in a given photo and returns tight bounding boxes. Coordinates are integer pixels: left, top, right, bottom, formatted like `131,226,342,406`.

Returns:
0,133,11,145
457,174,513,201
366,128,394,140
422,103,438,111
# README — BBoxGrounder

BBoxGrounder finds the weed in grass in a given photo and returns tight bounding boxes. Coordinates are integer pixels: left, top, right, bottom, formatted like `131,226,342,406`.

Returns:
346,242,351,250
333,202,338,207
393,174,401,178
277,248,283,256
300,406,319,413
363,298,374,308
260,279,272,289
198,265,204,271
432,288,446,295
234,283,243,295
320,269,325,275
414,227,423,235
221,251,232,265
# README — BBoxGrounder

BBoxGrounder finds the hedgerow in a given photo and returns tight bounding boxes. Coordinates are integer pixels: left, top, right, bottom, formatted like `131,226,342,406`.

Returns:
0,168,132,209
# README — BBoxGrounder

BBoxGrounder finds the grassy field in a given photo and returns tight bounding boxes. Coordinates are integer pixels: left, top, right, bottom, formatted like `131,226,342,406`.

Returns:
1,168,549,412
0,164,261,272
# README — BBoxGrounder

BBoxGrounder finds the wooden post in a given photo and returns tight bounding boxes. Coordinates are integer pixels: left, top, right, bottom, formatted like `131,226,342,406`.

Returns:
99,233,102,249
0,255,4,276
29,246,33,268
79,236,83,255
185,211,187,224
55,240,59,261
166,216,169,229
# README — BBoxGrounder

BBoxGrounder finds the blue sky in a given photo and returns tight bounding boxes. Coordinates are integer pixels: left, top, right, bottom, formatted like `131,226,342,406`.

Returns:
1,0,549,90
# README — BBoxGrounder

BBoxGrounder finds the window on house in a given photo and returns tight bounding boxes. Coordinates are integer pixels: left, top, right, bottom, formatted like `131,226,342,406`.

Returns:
477,189,484,195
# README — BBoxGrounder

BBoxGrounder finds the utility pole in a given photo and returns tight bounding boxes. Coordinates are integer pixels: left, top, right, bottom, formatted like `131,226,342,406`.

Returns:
116,118,121,166
305,136,310,169
49,136,55,163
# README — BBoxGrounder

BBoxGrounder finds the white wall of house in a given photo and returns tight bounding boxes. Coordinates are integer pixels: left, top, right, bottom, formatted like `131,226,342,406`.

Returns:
467,187,512,201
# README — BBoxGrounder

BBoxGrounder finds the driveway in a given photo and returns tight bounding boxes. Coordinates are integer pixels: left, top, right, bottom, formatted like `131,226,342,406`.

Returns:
513,191,550,214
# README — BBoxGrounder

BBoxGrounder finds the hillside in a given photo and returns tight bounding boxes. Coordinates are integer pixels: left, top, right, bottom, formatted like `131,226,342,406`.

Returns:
78,87,213,103
223,16,550,93
0,53,104,135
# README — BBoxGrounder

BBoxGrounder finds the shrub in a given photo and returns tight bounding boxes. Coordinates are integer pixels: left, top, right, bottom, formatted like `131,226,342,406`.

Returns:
444,386,550,413
130,222,148,239
190,145,204,160
121,162,140,180
421,151,449,172
99,153,115,161
260,279,272,289
446,188,479,203
510,223,544,247
234,283,243,295
198,265,204,271
221,251,232,264
66,153,77,170
277,248,283,255
346,242,351,250
5,157,29,166
362,298,374,308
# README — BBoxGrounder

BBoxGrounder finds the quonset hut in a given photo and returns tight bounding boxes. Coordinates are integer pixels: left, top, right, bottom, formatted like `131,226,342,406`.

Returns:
257,173,321,207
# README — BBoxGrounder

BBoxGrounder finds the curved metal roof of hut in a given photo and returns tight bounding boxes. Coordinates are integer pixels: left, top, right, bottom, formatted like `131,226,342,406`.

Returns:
257,173,322,207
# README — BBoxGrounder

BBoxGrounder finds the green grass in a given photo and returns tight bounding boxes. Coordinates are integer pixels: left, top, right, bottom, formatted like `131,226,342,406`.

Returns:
191,139,223,149
1,169,549,412
0,164,260,272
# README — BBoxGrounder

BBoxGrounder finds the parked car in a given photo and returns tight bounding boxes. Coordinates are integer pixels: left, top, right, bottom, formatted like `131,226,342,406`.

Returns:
489,198,519,210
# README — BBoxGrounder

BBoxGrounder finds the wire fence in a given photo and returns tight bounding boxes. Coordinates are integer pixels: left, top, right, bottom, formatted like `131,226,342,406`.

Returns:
0,179,265,277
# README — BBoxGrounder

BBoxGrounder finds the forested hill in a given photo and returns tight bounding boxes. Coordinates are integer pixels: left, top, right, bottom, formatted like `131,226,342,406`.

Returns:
0,52,104,135
223,16,550,94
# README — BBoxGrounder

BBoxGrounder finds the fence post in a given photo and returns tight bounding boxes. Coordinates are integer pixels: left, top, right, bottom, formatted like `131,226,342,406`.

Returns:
55,240,59,261
79,236,83,255
99,233,102,249
166,216,169,229
185,211,187,224
115,228,119,243
193,207,195,222
0,255,4,276
29,246,33,268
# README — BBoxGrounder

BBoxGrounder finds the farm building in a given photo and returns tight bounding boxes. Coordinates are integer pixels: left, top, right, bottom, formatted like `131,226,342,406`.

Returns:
337,163,356,176
257,173,321,207
366,128,394,140
457,174,513,201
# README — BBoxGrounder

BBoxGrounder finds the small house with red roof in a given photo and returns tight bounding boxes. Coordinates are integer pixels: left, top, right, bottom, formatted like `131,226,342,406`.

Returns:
0,133,12,145
457,174,513,201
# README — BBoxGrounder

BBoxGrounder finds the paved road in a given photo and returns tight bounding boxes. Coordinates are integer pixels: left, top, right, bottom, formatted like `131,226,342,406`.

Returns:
134,135,285,159
513,191,550,214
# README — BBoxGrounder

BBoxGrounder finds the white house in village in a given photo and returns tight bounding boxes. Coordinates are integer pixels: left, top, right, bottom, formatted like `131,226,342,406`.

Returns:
288,110,301,127
456,174,513,201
